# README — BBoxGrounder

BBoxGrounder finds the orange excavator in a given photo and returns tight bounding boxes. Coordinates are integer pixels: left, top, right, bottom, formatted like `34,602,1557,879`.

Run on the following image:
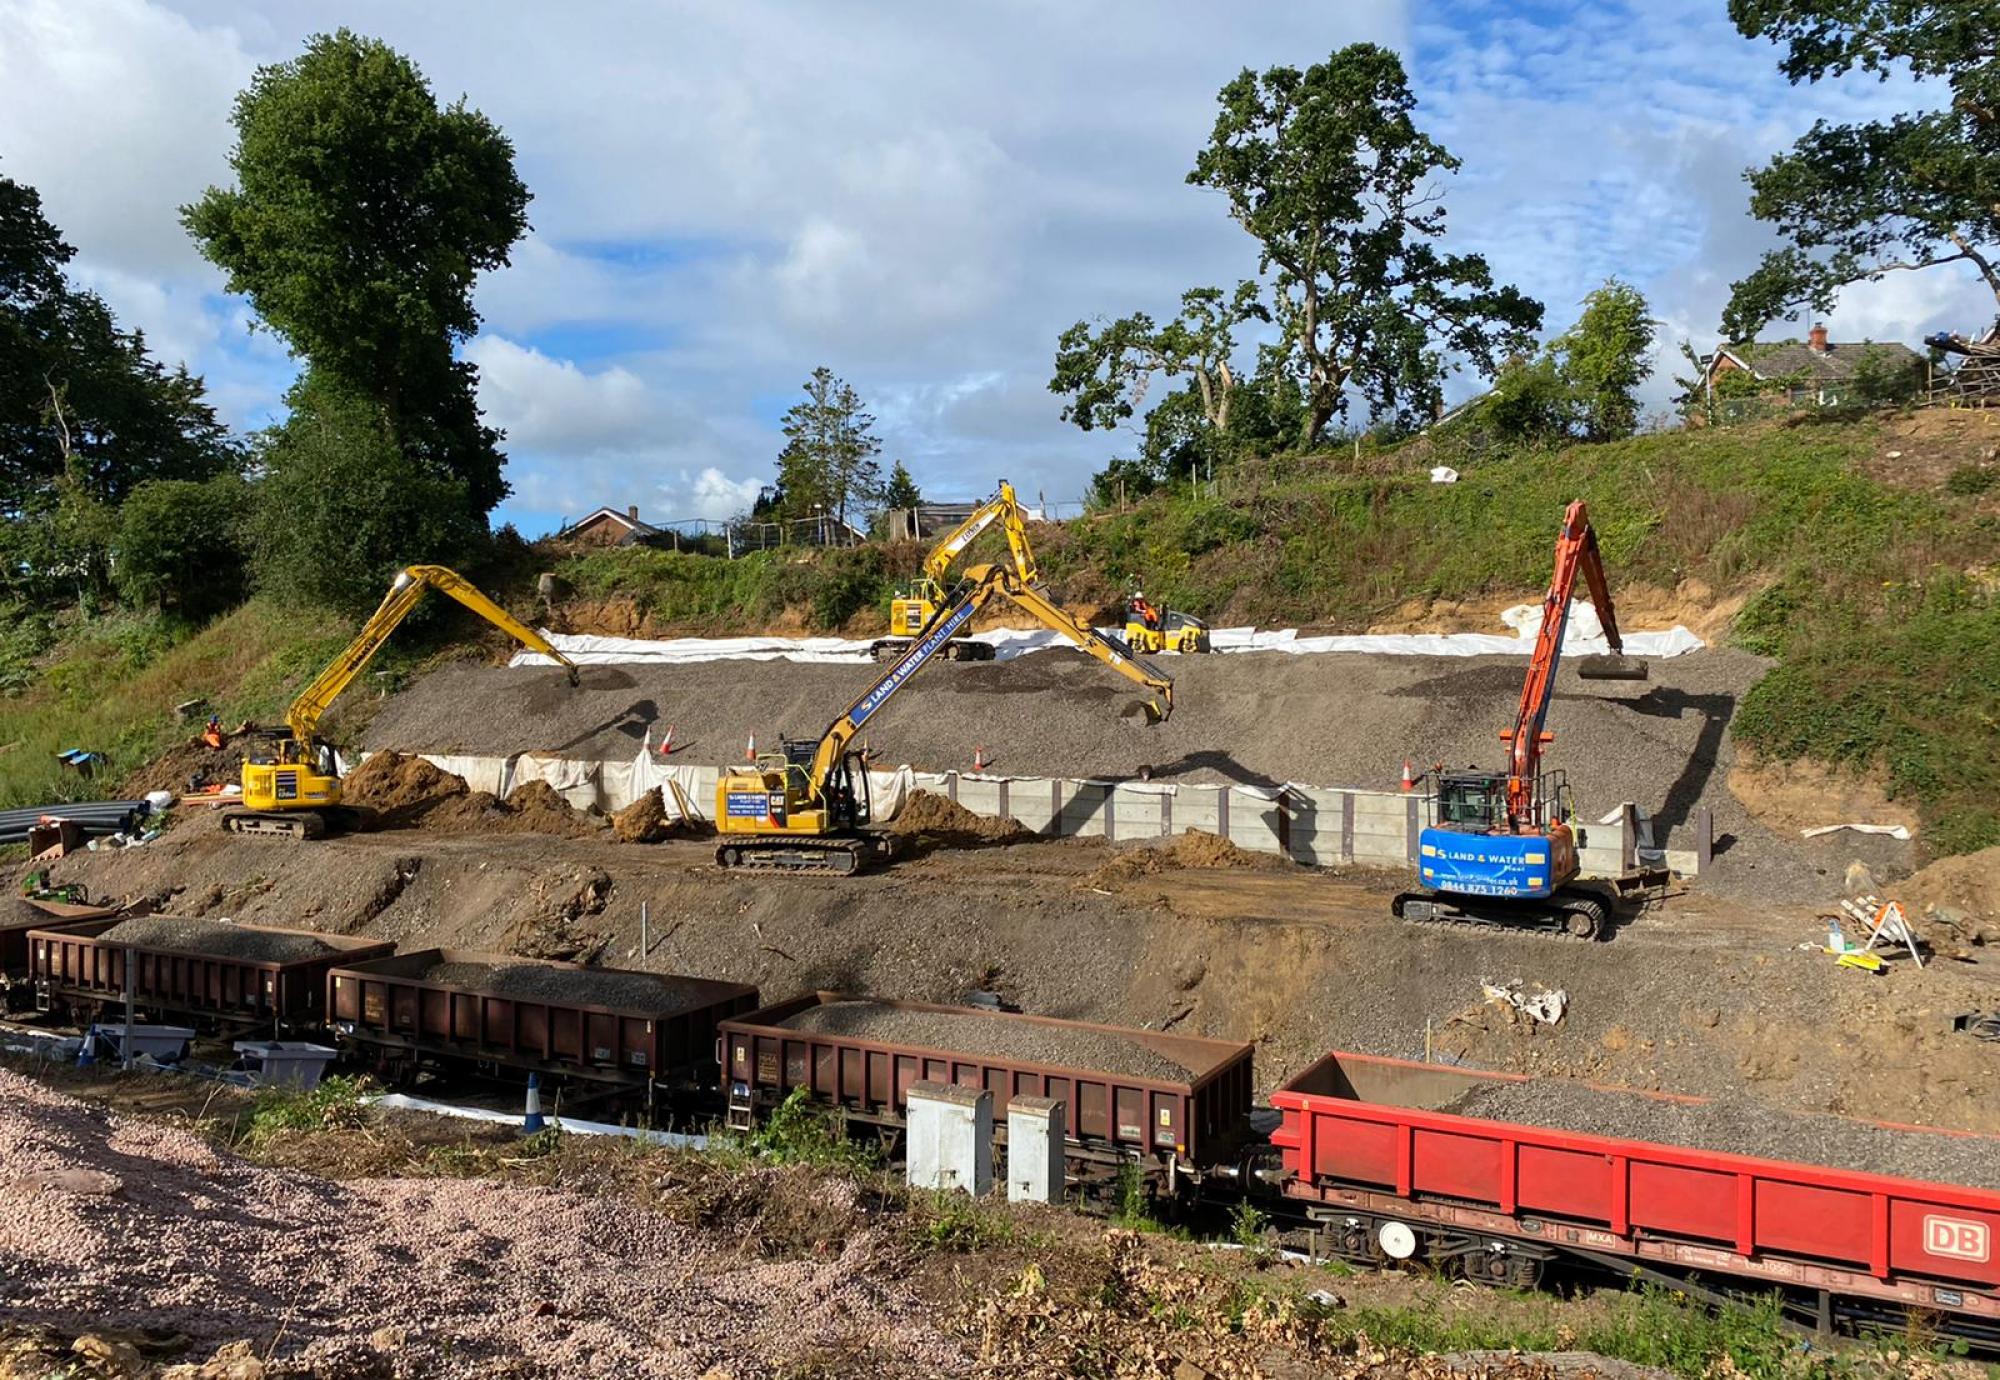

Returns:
1394,500,1654,939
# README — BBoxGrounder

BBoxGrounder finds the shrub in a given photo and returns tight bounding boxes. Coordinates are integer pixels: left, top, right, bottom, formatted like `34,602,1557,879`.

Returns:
114,475,253,617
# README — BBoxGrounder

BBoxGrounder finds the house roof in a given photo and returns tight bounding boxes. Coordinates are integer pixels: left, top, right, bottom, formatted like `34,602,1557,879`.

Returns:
1713,339,1923,383
558,507,664,540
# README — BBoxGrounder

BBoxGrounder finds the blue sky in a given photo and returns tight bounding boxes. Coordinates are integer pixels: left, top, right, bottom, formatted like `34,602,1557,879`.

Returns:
0,1,1978,536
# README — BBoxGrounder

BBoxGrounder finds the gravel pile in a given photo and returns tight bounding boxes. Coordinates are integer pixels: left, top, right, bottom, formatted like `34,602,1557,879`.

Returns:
420,959,731,1011
362,648,1892,901
1451,1079,2000,1190
96,915,338,963
0,1068,971,1375
779,999,1197,1083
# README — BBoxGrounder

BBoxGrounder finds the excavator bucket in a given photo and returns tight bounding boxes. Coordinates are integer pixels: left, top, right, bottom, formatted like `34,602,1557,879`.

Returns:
1576,653,1648,682
1120,697,1168,725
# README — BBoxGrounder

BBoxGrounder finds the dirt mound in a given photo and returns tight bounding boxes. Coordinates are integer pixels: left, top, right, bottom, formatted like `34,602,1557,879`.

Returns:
1898,846,2000,949
612,787,673,843
889,790,1031,845
1085,829,1275,887
341,751,467,821
341,753,600,840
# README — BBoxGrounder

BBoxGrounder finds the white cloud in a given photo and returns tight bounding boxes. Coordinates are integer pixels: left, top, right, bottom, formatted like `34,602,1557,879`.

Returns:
465,336,657,453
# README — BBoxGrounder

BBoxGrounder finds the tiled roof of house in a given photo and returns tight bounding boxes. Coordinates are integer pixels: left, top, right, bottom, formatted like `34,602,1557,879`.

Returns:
1719,339,1923,381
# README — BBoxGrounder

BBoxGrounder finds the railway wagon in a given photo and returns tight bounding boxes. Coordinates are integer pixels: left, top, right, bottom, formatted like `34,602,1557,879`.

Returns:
328,948,759,1102
719,992,1255,1186
1270,1050,2000,1331
30,916,393,1032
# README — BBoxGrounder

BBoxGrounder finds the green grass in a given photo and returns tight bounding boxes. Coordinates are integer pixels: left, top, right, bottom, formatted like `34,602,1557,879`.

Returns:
1036,416,1951,626
239,1074,371,1148
0,597,448,810
556,543,899,633
742,1087,881,1172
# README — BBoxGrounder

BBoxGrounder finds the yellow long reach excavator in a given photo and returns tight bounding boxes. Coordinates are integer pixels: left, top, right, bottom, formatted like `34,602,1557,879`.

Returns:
869,480,1039,662
716,555,1174,875
224,565,579,841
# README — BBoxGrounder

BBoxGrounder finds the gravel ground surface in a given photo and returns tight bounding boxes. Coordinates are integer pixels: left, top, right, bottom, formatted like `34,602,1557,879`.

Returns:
97,916,338,962
1451,1079,2000,1190
420,958,735,1011
779,999,1200,1083
0,1069,970,1376
362,650,1910,903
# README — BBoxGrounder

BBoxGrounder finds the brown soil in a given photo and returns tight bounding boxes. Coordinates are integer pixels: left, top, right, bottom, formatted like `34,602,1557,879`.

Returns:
118,735,251,798
1898,845,2000,949
1084,829,1278,887
340,750,467,820
1871,408,2000,491
1728,754,1919,838
888,789,1030,844
339,751,602,841
611,787,673,843
1367,578,1748,646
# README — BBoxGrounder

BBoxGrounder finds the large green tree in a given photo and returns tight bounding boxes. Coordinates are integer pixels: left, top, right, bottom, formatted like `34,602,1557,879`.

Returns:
183,29,528,517
1189,45,1543,445
0,175,237,603
770,367,883,535
1723,0,2000,337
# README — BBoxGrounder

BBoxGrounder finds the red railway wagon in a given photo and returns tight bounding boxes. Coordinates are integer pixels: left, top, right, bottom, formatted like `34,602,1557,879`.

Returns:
1271,1051,2000,1328
719,992,1255,1184
30,917,393,1031
327,948,759,1096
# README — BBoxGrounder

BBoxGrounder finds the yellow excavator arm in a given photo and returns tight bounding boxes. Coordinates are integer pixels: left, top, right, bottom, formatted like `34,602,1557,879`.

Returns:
285,564,579,747
920,480,1038,588
808,559,1171,789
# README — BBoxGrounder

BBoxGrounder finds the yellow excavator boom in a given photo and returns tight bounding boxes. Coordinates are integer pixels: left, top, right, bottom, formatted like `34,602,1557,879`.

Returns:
284,564,579,746
807,559,1171,790
919,479,1038,587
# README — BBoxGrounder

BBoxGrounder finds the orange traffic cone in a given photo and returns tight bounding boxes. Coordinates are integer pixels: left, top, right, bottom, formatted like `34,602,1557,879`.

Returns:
973,745,990,772
744,733,757,762
1400,760,1416,792
655,725,676,757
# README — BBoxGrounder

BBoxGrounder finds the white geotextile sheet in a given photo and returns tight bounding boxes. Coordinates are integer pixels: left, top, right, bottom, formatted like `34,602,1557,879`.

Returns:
510,600,1703,668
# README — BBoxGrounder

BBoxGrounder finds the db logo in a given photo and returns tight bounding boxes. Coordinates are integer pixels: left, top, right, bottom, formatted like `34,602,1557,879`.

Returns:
1923,1216,1991,1263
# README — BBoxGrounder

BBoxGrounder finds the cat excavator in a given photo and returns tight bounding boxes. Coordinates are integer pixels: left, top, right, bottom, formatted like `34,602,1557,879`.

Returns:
717,558,1173,875
224,566,579,841
1393,500,1654,938
868,480,1038,662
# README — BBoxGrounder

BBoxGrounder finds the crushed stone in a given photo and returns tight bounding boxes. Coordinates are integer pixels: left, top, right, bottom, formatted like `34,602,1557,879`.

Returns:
1450,1078,2000,1190
0,1068,972,1376
95,916,338,963
417,958,734,1012
777,999,1199,1084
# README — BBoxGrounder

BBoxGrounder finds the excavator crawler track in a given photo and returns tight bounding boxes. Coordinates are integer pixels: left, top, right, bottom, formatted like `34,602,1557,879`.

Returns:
1393,889,1609,940
714,834,894,876
220,805,366,842
221,808,328,841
